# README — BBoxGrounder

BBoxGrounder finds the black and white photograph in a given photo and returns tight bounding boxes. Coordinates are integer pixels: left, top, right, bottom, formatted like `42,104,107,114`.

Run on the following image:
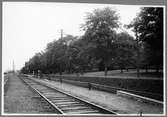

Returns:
2,1,165,116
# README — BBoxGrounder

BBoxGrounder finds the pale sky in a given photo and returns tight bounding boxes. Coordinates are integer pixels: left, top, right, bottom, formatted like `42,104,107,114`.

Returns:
2,2,141,72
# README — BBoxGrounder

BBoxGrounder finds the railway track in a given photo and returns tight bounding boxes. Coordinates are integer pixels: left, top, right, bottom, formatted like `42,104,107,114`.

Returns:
20,76,117,115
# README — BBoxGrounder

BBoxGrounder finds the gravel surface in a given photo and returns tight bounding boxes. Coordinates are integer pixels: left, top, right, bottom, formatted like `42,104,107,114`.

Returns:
33,78,163,114
4,73,59,114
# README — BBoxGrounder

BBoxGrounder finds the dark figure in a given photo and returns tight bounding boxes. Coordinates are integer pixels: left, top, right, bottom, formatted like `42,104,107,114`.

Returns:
88,82,92,90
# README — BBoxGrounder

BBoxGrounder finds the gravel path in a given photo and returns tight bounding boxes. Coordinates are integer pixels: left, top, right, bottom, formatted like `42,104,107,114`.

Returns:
4,73,59,114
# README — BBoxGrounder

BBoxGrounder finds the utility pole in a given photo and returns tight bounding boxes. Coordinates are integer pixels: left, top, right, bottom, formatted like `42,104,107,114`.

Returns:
61,29,63,40
60,29,63,76
13,60,15,73
135,27,140,77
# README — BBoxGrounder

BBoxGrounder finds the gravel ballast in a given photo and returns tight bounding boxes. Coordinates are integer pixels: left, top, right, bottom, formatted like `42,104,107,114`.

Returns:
4,73,59,114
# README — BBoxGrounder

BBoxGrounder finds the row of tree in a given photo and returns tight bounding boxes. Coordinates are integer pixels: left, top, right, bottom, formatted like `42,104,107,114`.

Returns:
21,7,163,76
129,7,163,73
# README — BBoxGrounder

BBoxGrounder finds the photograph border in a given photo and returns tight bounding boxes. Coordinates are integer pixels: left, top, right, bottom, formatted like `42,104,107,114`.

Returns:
1,0,166,117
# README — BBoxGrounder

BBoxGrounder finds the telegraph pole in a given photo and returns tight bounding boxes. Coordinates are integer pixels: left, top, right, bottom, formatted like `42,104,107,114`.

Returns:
61,29,63,39
60,29,63,76
13,60,15,73
135,27,140,77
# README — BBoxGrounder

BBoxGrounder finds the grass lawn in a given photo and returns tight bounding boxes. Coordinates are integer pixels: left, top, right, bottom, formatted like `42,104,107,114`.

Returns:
63,69,163,79
43,69,163,100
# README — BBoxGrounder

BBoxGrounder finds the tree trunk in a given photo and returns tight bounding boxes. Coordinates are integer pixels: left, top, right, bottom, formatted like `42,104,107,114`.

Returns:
98,60,105,71
126,68,129,72
59,69,62,75
120,68,123,73
104,66,108,76
136,30,140,78
137,67,140,77
156,65,159,73
145,65,148,73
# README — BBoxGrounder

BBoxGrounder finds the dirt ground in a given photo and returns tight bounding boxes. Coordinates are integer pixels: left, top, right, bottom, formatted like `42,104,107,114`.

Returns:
3,73,59,114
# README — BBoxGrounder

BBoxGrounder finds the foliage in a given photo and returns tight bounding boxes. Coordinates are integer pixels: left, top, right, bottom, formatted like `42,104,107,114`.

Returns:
128,7,163,71
82,7,120,75
115,32,136,71
21,7,163,75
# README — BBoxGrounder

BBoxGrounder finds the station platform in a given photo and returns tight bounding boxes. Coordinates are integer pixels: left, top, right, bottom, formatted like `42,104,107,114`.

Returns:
31,77,163,115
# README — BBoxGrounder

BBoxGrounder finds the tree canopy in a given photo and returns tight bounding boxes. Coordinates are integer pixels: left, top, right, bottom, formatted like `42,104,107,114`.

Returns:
21,7,163,75
82,7,120,75
128,7,163,72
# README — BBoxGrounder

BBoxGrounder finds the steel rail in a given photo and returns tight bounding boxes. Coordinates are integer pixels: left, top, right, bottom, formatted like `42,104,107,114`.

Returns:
20,77,64,114
20,75,118,115
32,78,118,114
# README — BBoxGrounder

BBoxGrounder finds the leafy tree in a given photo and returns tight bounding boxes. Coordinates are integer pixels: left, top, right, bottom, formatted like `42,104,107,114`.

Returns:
46,35,77,74
82,7,120,75
128,7,163,72
115,32,136,73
